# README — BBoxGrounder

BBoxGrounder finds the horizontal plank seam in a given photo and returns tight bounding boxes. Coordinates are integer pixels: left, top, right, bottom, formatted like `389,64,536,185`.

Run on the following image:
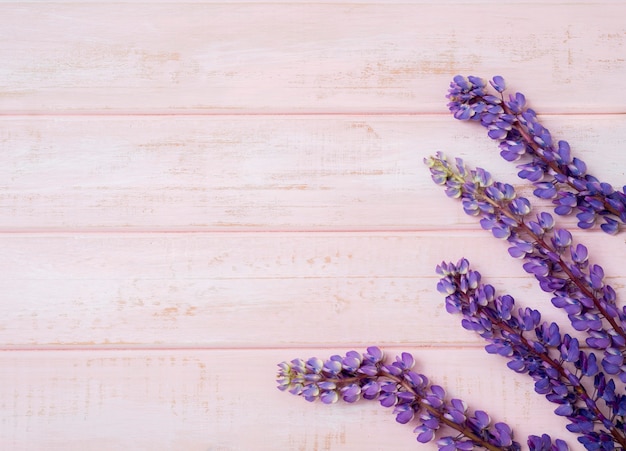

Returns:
0,228,492,235
0,111,624,118
0,227,610,235
0,344,536,351
2,275,556,281
0,343,601,352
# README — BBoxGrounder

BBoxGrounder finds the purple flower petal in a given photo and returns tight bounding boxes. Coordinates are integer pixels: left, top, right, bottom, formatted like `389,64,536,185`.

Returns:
490,75,506,92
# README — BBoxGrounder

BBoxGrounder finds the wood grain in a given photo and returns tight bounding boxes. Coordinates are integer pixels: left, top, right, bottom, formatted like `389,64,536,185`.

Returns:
0,232,622,347
0,3,625,113
1,115,624,231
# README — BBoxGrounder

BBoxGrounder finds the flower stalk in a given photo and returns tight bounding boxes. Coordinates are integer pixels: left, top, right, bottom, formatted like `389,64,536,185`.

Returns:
277,347,526,450
437,258,626,449
446,75,626,235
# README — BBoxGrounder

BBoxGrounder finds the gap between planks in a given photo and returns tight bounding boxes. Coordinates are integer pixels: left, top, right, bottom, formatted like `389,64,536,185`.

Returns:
0,344,487,353
0,112,623,118
0,343,570,352
0,227,503,235
0,227,613,237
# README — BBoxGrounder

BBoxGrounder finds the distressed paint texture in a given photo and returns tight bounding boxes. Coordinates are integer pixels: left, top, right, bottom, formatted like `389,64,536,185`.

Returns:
1,1,625,450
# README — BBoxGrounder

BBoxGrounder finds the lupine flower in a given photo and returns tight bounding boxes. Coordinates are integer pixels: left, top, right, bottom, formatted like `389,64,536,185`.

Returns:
437,258,626,449
277,347,524,450
446,75,626,235
426,153,626,384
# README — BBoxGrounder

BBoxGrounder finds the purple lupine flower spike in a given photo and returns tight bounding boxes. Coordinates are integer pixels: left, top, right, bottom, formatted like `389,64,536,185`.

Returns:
426,154,626,384
447,75,626,235
437,258,625,449
278,347,523,450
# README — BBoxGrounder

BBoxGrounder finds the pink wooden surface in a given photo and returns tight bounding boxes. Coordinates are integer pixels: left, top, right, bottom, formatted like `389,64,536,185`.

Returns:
1,1,625,450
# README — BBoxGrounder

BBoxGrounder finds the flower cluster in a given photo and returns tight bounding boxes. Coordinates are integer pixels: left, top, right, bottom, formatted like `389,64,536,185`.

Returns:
278,77,623,451
446,75,626,234
277,346,569,450
426,153,626,386
437,258,626,449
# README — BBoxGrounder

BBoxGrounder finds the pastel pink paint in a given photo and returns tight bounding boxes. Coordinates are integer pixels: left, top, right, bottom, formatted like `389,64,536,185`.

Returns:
0,1,624,449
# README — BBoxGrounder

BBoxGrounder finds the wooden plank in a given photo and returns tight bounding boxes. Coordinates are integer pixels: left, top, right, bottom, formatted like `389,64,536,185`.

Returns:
0,232,620,347
1,114,624,231
0,348,572,450
0,3,624,113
